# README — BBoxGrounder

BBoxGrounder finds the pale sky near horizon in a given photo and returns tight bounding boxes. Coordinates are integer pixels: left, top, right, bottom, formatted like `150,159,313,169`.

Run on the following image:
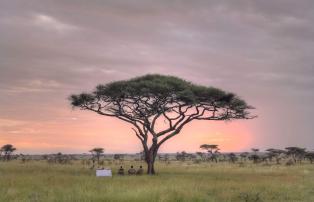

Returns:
1,0,314,154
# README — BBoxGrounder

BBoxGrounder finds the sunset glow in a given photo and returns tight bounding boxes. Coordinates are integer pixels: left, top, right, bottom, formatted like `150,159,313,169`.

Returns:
0,109,254,154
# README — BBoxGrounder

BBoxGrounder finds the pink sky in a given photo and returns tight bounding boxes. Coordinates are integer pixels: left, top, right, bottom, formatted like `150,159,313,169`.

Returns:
0,107,254,154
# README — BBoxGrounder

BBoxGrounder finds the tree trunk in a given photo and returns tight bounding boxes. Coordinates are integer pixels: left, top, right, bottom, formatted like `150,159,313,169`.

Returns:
147,159,155,175
5,152,9,161
97,155,100,165
145,145,158,175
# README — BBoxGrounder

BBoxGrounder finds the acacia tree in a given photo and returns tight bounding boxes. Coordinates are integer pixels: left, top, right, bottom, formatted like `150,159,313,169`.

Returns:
70,74,254,174
228,153,237,163
266,148,286,164
200,144,220,162
89,147,105,165
240,152,249,162
251,148,260,163
305,152,314,164
285,147,306,163
1,144,16,161
196,152,207,161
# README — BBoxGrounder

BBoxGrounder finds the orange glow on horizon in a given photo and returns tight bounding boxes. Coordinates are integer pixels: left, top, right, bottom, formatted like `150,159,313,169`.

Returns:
0,109,254,154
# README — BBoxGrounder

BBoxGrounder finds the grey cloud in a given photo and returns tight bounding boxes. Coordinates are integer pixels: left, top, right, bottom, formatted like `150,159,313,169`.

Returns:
1,0,314,151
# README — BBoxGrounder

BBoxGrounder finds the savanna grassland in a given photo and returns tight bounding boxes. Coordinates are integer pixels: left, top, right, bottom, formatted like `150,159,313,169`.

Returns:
0,161,314,202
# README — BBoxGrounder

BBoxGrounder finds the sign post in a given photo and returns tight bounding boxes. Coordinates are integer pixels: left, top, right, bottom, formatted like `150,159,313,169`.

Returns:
96,169,112,177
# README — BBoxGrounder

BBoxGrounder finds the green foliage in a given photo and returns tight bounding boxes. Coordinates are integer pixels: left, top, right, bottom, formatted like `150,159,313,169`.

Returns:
89,148,104,154
285,147,306,154
1,144,16,161
1,144,16,153
200,144,219,150
70,74,253,117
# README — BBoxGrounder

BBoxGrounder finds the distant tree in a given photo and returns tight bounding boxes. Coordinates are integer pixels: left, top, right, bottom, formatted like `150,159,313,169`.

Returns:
266,149,286,164
158,153,169,162
56,152,63,163
240,152,249,162
89,147,104,165
70,74,255,174
196,152,207,161
20,154,26,163
176,151,189,161
200,144,219,153
285,147,306,163
113,154,125,162
1,144,16,161
164,154,170,162
228,153,237,163
251,148,259,154
305,152,314,164
52,152,71,164
200,144,220,162
139,150,145,161
250,148,260,164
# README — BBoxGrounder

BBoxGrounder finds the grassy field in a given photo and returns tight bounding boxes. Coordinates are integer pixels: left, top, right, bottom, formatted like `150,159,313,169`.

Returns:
0,161,314,202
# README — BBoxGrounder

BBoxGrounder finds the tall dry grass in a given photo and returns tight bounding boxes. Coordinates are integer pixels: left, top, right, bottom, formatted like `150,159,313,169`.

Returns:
0,161,313,201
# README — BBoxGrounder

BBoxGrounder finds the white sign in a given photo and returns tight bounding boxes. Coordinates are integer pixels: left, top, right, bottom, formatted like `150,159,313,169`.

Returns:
96,169,112,177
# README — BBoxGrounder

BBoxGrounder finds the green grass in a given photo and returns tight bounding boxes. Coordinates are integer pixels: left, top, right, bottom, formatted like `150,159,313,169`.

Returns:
0,161,314,202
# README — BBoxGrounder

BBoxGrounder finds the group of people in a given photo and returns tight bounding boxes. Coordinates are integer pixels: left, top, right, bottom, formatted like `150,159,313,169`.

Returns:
118,165,143,175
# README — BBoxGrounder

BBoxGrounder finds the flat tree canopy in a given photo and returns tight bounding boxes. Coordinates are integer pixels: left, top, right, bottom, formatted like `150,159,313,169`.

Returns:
70,74,255,174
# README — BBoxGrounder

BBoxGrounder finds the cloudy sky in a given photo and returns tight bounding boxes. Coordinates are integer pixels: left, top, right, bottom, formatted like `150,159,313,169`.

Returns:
1,0,314,154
